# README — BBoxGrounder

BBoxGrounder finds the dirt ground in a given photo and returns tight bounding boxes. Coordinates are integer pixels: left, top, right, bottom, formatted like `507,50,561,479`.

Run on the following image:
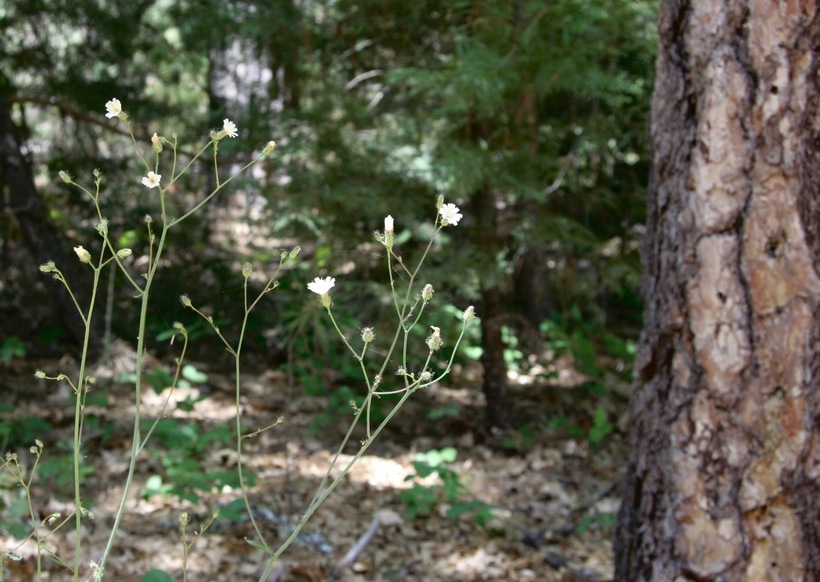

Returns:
1,348,628,582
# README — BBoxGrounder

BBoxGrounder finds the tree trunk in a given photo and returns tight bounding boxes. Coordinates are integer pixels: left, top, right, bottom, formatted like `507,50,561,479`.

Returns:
1,86,104,351
615,2,819,580
473,182,513,432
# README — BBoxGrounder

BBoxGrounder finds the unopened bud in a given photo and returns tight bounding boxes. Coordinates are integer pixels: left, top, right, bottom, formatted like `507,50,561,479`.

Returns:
116,248,132,258
421,284,434,302
436,194,444,210
288,246,301,260
39,262,56,274
74,246,92,263
262,140,277,156
151,132,163,153
35,370,46,379
361,327,375,344
180,294,192,307
96,219,109,236
59,171,71,184
462,305,475,324
426,326,443,352
384,215,394,234
242,262,253,279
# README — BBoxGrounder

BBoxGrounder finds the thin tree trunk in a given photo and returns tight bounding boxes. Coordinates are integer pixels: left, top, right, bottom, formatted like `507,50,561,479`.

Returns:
615,1,819,579
473,183,513,432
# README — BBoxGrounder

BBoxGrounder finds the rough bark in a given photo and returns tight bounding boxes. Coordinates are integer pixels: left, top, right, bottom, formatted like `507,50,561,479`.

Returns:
1,87,104,351
615,1,820,580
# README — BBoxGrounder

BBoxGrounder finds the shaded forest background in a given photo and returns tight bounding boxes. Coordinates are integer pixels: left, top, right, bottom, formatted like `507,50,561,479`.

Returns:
0,1,659,579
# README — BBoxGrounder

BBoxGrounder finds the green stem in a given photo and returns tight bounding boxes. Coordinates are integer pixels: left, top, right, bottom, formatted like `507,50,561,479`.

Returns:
96,223,170,574
71,256,103,580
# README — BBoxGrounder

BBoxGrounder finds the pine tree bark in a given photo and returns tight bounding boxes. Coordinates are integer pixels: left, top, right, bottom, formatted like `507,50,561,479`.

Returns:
615,1,819,580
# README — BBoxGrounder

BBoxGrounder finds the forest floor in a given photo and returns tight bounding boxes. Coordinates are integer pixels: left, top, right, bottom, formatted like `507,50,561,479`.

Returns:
1,346,630,582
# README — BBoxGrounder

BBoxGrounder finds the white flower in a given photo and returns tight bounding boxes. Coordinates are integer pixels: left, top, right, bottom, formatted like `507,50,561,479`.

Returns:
222,118,238,138
439,203,462,226
307,276,335,296
384,215,394,233
141,171,161,189
105,98,122,119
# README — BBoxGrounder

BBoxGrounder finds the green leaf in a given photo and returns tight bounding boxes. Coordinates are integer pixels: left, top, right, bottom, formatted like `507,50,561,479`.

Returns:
140,569,174,582
245,538,272,553
0,336,26,364
182,364,208,383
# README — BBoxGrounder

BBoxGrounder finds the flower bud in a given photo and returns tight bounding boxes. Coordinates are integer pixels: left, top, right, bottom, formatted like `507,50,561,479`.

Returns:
242,262,253,279
117,248,132,258
383,215,394,251
262,140,277,157
39,262,56,274
151,132,163,153
462,305,476,324
361,327,375,344
426,326,443,352
59,171,71,184
421,284,434,302
180,294,192,307
288,246,301,260
74,246,92,263
35,370,46,379
96,219,109,236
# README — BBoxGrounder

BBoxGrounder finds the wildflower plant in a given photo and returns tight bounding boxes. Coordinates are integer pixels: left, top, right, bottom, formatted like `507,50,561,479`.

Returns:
182,196,475,579
1,99,474,581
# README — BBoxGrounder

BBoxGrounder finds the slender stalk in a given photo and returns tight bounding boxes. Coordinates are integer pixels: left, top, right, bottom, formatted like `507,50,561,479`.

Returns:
71,254,103,580
97,223,169,574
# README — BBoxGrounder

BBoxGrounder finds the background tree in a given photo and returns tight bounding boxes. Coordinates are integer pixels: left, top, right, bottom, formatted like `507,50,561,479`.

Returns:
1,0,656,434
615,1,819,579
